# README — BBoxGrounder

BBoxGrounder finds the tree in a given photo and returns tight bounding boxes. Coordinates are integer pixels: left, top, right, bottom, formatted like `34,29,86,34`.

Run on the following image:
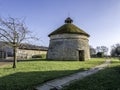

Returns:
111,44,120,57
116,46,120,56
96,52,104,57
0,17,36,68
111,46,116,57
89,46,96,57
96,46,101,53
100,46,108,56
96,46,108,57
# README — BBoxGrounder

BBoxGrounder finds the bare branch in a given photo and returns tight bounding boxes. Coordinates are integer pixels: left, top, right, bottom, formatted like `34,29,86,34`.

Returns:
0,18,14,31
0,16,39,68
0,33,12,43
0,27,14,40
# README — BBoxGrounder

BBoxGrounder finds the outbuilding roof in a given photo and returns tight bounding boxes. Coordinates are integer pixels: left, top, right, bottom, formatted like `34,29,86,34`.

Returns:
48,17,90,37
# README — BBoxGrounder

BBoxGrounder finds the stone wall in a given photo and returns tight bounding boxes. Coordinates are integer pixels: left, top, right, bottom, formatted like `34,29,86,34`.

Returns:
47,34,90,60
17,49,47,59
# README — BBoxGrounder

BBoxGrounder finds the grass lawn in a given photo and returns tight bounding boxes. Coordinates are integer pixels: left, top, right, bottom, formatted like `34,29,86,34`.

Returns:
0,58,105,90
62,59,120,90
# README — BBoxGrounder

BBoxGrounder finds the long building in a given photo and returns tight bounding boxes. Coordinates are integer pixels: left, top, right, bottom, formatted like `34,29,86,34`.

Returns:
0,42,48,59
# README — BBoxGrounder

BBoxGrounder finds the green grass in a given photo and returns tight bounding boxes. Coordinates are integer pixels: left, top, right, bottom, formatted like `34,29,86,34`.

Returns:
62,59,120,90
0,58,105,90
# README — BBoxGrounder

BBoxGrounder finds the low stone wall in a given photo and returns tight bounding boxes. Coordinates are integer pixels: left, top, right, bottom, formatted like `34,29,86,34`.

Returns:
17,49,47,59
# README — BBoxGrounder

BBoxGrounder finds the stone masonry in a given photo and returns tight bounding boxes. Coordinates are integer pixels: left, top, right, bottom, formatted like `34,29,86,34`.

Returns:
47,17,90,61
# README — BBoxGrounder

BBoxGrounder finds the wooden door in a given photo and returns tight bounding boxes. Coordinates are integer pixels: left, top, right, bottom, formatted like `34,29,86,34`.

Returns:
79,50,84,61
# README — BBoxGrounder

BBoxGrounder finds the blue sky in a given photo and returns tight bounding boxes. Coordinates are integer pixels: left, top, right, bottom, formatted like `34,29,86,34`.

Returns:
0,0,120,52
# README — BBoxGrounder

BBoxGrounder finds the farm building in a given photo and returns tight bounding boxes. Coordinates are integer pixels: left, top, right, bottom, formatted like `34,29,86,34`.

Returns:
47,17,90,61
0,42,48,59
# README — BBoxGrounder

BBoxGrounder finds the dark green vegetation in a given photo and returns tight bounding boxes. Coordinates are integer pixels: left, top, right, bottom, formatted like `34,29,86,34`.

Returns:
0,58,104,90
32,54,46,59
111,44,120,57
62,59,120,90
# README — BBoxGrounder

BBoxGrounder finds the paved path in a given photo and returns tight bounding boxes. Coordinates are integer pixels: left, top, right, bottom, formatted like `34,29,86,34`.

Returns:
0,62,11,67
35,60,111,90
0,59,40,68
0,60,12,68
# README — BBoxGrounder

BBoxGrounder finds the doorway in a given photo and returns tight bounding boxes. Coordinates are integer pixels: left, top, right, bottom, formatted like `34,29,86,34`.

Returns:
79,50,84,61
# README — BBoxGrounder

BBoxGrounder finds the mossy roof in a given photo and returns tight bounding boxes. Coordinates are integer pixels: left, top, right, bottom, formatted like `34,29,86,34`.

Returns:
48,23,90,37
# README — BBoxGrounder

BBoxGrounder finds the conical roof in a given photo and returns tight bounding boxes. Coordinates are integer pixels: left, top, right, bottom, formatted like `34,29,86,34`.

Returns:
48,17,90,37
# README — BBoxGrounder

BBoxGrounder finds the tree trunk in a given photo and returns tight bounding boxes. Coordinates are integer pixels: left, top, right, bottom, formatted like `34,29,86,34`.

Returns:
13,46,17,68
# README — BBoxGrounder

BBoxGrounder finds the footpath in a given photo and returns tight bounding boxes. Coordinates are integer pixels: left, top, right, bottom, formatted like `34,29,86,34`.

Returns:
0,60,12,68
35,60,111,90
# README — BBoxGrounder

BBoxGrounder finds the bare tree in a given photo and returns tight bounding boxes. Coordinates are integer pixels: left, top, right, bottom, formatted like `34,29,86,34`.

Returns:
89,45,96,57
101,46,108,56
0,17,35,68
96,46,108,57
96,46,101,53
111,44,120,57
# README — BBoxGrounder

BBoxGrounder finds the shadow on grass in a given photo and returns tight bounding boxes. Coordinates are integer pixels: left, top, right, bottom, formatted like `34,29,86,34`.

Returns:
62,66,120,90
111,60,120,64
0,69,85,90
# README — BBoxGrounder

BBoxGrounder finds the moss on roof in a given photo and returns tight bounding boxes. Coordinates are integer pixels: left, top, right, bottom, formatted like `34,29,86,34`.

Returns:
48,23,90,37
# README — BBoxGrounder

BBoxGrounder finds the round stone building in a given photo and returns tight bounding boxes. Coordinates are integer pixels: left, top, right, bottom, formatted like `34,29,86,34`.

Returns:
47,17,90,61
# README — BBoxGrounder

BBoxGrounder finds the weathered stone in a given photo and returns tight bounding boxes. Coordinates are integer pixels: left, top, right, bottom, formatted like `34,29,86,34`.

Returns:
47,17,90,61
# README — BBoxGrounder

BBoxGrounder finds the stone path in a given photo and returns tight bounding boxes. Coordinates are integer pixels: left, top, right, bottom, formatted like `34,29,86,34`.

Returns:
35,60,111,90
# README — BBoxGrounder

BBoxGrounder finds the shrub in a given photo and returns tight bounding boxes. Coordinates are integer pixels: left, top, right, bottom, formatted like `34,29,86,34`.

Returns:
32,55,42,58
41,54,46,59
96,52,104,57
32,54,46,59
